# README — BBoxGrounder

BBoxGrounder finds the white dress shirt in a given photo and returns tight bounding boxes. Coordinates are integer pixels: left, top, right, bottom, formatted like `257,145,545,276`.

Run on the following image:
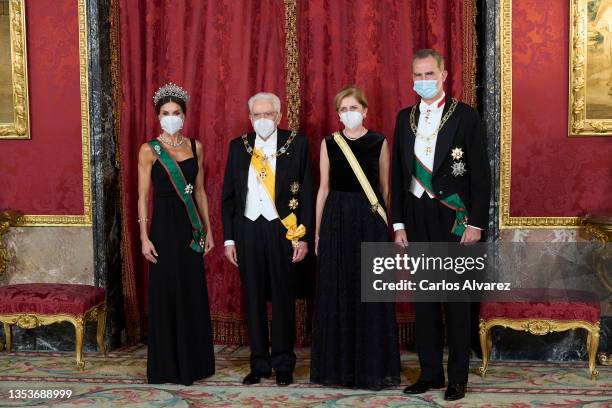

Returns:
393,93,482,233
393,93,445,232
224,130,279,247
409,93,446,200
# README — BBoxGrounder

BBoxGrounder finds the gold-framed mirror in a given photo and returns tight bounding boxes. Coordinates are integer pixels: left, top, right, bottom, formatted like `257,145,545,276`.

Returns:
0,0,29,139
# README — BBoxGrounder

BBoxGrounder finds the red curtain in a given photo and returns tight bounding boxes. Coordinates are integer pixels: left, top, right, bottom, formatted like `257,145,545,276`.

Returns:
118,0,476,344
299,0,474,149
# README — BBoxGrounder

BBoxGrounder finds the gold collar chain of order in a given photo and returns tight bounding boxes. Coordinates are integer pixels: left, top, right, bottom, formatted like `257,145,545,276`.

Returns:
410,98,458,137
242,131,297,161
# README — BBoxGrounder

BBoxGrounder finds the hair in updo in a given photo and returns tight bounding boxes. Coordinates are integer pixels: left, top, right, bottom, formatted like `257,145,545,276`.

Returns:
155,96,187,115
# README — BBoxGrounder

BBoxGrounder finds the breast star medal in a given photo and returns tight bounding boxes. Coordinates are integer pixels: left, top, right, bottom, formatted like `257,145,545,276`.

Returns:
451,161,466,177
425,146,433,156
290,181,300,195
184,184,194,194
289,198,299,210
451,147,464,160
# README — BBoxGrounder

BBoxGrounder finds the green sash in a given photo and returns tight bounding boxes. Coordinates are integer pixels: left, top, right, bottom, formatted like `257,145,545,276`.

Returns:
149,140,206,253
413,156,468,236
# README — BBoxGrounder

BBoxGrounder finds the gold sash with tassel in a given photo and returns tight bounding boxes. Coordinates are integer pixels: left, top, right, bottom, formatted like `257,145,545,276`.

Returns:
250,147,306,248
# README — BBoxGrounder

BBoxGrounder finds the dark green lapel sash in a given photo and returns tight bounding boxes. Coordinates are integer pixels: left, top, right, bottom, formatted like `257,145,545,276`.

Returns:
149,140,206,253
413,156,468,236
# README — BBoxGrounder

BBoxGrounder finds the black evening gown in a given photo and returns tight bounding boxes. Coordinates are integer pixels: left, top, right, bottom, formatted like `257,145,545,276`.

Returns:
147,138,215,385
311,131,401,390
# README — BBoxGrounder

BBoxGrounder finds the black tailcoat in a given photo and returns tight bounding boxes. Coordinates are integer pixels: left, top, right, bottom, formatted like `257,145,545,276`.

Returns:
220,128,314,375
391,99,491,230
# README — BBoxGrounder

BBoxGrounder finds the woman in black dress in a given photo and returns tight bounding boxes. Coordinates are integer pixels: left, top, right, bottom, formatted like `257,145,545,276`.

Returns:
137,83,215,385
311,86,401,390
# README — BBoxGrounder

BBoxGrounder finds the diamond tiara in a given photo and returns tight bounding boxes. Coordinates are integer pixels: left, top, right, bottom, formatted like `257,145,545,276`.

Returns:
153,82,189,105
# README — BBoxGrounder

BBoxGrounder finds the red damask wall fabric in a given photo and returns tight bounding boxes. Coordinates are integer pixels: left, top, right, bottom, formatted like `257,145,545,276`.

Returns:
0,0,84,215
511,0,612,216
118,0,288,342
118,0,477,344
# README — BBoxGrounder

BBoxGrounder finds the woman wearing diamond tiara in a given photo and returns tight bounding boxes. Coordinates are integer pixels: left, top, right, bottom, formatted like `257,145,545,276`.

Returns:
137,83,215,385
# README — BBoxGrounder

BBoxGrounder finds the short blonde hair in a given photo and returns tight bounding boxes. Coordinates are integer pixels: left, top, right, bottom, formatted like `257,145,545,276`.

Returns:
334,85,368,111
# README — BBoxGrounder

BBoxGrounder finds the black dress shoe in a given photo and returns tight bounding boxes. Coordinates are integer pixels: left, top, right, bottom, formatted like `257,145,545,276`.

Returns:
242,372,270,385
276,372,293,386
444,383,467,401
403,378,446,394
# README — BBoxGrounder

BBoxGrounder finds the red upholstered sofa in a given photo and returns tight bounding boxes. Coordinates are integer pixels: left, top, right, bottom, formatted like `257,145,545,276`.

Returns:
479,292,601,379
0,283,107,369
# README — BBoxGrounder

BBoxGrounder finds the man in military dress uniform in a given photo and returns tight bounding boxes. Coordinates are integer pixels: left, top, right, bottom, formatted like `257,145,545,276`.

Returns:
391,49,491,401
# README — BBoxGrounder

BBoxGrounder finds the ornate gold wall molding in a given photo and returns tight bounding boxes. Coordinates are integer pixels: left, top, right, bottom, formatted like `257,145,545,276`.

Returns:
568,0,612,137
17,0,91,227
284,0,300,131
499,0,581,228
0,0,30,139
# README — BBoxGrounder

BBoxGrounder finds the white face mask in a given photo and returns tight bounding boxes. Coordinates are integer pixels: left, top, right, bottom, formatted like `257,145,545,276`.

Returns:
339,111,363,130
253,118,276,138
160,115,183,135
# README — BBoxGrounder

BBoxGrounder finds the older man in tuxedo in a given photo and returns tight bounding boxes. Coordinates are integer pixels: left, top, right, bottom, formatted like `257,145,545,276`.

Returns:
222,92,314,387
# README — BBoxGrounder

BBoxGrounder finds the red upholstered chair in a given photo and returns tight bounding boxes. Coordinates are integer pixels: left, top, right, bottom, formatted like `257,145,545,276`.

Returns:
0,283,107,369
479,291,601,379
